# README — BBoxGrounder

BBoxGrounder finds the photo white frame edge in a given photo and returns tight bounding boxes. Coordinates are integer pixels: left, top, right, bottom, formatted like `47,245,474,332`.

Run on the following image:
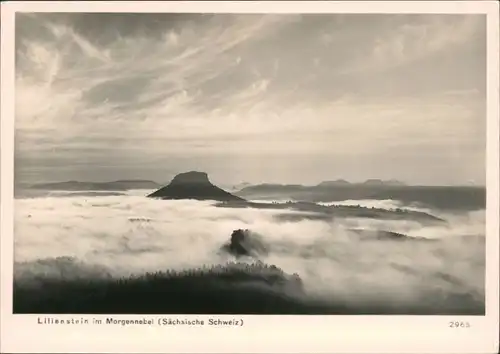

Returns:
1,2,498,353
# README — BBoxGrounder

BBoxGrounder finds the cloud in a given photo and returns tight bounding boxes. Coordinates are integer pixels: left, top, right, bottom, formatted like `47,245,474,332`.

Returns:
14,13,486,185
341,15,484,74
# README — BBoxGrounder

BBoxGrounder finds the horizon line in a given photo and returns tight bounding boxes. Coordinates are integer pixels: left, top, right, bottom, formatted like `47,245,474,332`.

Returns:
14,178,487,189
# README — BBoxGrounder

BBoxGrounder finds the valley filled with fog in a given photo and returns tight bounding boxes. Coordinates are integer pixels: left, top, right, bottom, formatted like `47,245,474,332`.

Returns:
14,188,485,314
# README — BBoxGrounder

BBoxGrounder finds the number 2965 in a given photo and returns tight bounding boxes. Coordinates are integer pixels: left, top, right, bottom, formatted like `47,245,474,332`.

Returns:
449,321,470,328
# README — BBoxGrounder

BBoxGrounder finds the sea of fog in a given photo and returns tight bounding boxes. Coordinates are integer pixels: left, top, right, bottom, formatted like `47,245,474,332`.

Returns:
13,189,485,312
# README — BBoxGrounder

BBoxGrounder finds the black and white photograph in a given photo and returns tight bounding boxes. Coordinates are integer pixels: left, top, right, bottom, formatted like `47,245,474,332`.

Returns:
10,10,491,315
1,2,499,353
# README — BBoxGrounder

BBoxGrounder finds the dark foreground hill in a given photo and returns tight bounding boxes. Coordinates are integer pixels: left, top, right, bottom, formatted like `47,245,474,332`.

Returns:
13,255,484,315
148,171,245,202
13,257,307,314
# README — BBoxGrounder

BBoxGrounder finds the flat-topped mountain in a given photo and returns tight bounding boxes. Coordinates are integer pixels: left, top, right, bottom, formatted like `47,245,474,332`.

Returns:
30,179,160,191
317,179,406,187
147,171,245,202
362,179,406,186
317,179,351,187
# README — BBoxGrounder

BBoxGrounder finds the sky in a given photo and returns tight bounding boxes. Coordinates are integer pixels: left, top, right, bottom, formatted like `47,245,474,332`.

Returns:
14,13,486,186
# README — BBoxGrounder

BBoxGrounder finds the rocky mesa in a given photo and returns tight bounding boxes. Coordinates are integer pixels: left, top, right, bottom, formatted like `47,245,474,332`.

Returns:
147,171,246,202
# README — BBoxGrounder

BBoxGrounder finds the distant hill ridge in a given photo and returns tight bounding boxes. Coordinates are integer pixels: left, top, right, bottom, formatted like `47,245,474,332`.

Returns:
362,179,406,186
235,179,407,189
318,179,406,187
317,179,351,186
30,180,160,191
235,180,485,211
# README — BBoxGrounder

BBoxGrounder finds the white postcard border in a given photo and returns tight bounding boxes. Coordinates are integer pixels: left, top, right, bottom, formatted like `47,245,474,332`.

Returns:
1,2,498,353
